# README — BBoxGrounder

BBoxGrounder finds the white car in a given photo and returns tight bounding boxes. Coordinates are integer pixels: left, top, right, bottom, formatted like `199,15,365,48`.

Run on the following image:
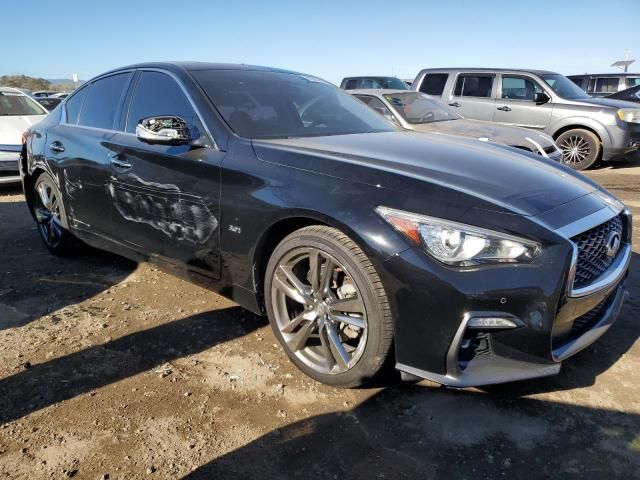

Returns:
0,87,47,184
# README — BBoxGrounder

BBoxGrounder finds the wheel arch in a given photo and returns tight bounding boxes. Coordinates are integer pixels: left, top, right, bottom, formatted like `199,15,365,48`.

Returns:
251,210,385,313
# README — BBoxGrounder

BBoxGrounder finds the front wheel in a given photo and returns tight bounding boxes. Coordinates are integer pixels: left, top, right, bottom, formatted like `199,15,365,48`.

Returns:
556,129,600,170
265,226,394,387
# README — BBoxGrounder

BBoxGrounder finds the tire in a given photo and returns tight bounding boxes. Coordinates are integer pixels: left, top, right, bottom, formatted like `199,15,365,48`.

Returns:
264,225,393,388
32,172,78,255
556,129,600,170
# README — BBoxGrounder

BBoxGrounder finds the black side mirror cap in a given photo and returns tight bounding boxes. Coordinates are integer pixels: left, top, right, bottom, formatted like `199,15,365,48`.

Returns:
534,92,550,104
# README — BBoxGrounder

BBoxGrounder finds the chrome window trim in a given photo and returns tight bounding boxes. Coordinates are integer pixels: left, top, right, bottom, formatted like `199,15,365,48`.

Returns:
60,67,219,151
555,203,631,298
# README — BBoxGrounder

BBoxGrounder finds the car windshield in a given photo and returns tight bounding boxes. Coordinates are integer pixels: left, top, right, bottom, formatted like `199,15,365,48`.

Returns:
542,74,591,100
0,92,47,116
193,70,396,139
383,92,459,124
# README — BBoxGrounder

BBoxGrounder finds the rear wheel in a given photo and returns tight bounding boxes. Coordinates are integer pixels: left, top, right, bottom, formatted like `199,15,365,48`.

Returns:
32,172,77,255
556,129,600,170
265,226,393,387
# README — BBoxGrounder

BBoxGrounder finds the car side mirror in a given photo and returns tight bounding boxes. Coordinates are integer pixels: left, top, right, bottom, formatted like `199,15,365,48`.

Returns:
534,92,550,105
136,116,191,145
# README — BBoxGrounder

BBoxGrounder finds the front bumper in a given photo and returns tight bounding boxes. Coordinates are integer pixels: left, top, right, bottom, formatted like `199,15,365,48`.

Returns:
0,146,22,185
602,124,640,161
385,204,632,388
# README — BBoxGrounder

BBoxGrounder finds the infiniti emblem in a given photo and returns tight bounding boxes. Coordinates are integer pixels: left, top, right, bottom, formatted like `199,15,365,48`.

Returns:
605,231,621,258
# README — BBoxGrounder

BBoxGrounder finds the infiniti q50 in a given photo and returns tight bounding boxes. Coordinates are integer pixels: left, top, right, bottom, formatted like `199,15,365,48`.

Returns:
21,63,631,387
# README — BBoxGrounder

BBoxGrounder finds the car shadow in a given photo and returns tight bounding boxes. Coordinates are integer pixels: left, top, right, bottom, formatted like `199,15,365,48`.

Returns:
592,151,640,170
0,197,136,331
0,307,264,425
183,385,639,479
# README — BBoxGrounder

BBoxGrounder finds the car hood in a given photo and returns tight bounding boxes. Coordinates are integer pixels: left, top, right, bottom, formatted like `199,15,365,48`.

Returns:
409,119,555,151
254,131,598,217
572,97,640,109
0,115,45,145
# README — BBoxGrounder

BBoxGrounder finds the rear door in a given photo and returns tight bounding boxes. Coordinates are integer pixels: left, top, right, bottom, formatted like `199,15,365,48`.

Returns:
446,73,496,120
51,72,132,236
493,74,553,130
107,70,224,278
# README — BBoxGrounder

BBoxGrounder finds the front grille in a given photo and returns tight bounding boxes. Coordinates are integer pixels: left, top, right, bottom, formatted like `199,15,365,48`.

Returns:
571,215,623,289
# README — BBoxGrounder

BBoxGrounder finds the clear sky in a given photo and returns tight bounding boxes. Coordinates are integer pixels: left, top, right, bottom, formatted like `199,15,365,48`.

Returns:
2,0,638,84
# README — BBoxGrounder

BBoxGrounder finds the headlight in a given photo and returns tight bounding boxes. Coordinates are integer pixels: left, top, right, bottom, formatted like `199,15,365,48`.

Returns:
376,207,540,266
617,108,640,124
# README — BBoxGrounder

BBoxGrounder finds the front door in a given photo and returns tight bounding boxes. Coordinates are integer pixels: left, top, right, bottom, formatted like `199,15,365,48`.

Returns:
107,70,224,279
493,74,553,130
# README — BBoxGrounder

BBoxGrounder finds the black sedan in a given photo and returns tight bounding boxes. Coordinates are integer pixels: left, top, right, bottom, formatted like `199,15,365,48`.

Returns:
21,62,632,388
606,84,640,104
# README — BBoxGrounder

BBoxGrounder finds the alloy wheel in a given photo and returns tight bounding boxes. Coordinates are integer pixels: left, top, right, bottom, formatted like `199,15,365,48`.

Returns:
271,247,368,375
559,135,591,166
34,178,64,249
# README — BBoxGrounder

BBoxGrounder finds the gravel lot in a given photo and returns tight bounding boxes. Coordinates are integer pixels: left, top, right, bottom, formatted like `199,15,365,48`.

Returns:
0,160,639,480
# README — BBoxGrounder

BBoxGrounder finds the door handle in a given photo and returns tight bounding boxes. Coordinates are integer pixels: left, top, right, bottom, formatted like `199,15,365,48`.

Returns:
111,158,132,170
49,141,65,153
109,153,132,170
497,106,512,112
448,102,461,107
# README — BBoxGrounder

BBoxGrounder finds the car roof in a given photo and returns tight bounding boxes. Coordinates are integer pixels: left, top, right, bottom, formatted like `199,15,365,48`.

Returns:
349,89,416,96
416,68,558,75
100,61,301,78
567,73,640,77
0,86,30,95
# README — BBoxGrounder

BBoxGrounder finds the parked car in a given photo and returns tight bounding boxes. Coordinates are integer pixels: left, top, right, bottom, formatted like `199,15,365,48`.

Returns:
605,84,640,104
340,76,409,90
32,90,58,98
36,96,63,111
568,73,640,97
0,87,47,184
350,89,562,160
412,68,640,170
22,62,631,388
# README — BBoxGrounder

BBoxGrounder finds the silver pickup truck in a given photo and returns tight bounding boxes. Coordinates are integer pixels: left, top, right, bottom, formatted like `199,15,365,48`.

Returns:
411,68,640,170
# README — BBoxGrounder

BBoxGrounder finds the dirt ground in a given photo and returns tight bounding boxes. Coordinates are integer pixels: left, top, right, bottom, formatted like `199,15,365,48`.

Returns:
0,159,639,480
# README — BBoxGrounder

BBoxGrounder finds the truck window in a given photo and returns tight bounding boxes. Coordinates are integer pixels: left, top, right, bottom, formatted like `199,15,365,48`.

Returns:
453,75,493,98
419,74,449,96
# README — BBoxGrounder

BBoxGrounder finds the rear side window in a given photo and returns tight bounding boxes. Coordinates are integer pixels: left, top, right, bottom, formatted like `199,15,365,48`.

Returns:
419,73,448,96
78,73,131,129
126,71,197,134
588,77,618,93
569,76,585,88
65,87,87,124
453,75,493,97
344,79,357,90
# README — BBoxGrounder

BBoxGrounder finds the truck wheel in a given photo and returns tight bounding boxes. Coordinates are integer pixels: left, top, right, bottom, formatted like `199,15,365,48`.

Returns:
265,225,394,388
32,172,77,255
556,129,600,170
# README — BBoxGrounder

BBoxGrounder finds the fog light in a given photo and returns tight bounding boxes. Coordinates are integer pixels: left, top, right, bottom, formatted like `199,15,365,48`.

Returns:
467,316,518,329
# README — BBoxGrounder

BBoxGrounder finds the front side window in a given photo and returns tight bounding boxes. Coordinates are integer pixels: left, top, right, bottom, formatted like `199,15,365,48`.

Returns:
501,76,543,100
625,77,640,88
589,77,619,93
0,92,47,116
453,75,493,98
192,70,395,139
542,74,590,100
126,71,198,134
419,74,448,96
384,92,459,124
78,73,131,129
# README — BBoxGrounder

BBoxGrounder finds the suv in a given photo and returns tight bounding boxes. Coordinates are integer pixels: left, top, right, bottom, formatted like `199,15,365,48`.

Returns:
340,76,409,90
568,73,640,97
412,68,640,170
